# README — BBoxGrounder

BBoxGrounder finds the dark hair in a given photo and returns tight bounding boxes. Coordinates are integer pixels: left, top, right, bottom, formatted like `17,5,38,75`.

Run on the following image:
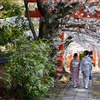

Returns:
84,50,89,55
74,53,78,58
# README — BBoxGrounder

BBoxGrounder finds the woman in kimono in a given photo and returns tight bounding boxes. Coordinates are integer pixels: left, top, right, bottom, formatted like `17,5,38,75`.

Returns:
70,53,80,88
80,50,92,89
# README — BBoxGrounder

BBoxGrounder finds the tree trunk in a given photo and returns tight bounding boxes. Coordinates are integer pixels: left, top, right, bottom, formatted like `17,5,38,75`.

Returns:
39,19,59,39
24,0,37,40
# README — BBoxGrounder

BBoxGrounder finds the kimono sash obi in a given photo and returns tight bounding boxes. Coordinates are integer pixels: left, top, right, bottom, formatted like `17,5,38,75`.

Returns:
72,62,79,67
83,61,90,66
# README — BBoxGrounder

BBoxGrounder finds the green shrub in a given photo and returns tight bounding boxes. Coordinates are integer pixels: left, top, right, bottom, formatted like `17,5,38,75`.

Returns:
2,35,55,99
0,0,24,18
80,51,84,60
0,16,29,46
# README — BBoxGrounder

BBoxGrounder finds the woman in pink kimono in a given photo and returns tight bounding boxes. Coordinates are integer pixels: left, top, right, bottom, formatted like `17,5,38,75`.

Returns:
70,53,80,88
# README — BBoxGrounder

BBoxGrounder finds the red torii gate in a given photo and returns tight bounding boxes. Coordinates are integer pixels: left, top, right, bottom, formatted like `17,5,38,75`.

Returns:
65,0,100,71
72,7,100,18
25,0,100,75
67,52,72,68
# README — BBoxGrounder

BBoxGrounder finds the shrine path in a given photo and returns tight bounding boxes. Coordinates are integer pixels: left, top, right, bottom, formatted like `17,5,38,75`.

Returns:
56,73,93,100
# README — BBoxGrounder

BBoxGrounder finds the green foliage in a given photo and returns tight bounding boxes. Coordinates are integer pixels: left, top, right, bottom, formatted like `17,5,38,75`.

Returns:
0,0,24,18
2,35,55,99
80,51,84,60
0,45,16,57
0,49,5,57
0,27,10,45
0,16,29,46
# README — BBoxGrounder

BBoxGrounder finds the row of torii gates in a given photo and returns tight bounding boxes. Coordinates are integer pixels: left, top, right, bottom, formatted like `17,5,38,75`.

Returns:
25,0,100,76
67,49,100,68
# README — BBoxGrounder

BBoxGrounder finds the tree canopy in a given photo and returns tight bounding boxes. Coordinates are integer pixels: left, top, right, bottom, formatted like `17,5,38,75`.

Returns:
24,0,100,49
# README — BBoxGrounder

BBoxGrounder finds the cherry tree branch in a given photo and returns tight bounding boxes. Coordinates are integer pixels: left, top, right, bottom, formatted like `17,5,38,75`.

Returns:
24,0,38,40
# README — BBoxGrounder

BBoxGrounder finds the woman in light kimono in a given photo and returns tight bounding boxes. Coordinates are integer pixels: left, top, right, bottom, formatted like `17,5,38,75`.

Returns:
80,50,92,89
70,53,80,88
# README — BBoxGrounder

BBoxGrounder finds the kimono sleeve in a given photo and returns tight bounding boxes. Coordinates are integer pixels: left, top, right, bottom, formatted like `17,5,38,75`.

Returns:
79,58,84,71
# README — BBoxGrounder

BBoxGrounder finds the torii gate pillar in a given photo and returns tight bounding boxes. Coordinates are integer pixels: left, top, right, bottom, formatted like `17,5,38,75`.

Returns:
67,52,72,68
98,49,100,68
57,32,64,75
